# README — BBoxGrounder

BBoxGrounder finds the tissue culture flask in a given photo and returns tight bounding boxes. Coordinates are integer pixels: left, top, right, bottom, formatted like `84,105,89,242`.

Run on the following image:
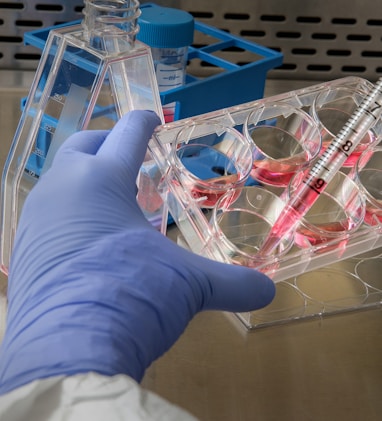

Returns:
0,0,164,272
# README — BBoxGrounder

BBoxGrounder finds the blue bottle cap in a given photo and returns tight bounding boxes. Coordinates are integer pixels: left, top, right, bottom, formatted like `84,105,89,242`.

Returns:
137,5,194,49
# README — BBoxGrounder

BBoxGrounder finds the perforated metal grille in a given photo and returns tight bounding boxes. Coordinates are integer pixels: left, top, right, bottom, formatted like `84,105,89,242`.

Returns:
0,0,84,69
1,0,382,81
179,0,382,82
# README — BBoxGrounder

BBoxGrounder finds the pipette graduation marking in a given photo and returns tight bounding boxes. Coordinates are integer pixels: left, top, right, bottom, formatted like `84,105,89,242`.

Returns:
259,77,382,256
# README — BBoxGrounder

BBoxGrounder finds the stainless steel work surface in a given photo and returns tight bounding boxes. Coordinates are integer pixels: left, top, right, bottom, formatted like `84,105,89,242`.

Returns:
0,71,381,421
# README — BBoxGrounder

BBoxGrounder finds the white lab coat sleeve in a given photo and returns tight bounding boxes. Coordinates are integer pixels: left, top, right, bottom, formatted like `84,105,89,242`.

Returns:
0,372,199,421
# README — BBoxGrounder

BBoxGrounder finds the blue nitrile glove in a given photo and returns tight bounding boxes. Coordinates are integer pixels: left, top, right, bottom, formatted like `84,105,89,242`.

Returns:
0,110,275,395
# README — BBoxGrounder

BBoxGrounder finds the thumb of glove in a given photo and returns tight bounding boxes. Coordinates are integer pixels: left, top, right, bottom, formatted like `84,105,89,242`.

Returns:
156,234,276,313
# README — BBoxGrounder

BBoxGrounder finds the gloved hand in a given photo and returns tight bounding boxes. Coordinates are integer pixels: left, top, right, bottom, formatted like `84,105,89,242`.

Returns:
0,110,275,395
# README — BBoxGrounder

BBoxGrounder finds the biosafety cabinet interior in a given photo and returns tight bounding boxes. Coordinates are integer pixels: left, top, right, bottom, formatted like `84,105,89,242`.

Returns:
1,0,382,82
0,4,381,421
0,0,381,331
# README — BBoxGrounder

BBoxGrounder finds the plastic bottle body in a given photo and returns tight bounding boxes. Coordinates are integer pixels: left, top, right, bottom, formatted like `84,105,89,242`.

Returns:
0,1,165,272
137,5,194,122
151,45,189,122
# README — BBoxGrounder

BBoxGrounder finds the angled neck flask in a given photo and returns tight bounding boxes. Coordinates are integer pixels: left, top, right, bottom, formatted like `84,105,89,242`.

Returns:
0,0,164,273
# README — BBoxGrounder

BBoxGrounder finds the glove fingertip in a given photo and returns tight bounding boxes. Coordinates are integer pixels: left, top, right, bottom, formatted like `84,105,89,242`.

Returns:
204,262,276,313
97,110,161,173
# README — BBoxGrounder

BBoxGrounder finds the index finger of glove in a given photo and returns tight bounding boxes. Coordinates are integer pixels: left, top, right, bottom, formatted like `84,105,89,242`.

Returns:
97,110,161,178
54,130,110,158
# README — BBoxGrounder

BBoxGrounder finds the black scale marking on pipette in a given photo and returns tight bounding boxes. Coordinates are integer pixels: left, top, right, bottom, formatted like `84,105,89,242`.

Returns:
363,108,380,120
302,162,328,194
335,126,358,157
303,87,382,196
302,181,323,195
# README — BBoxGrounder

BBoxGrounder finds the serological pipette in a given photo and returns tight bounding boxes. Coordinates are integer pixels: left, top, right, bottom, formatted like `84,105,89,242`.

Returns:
259,77,382,256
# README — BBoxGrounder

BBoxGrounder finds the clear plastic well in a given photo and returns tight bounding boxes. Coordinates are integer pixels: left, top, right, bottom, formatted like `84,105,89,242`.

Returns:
149,76,382,328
